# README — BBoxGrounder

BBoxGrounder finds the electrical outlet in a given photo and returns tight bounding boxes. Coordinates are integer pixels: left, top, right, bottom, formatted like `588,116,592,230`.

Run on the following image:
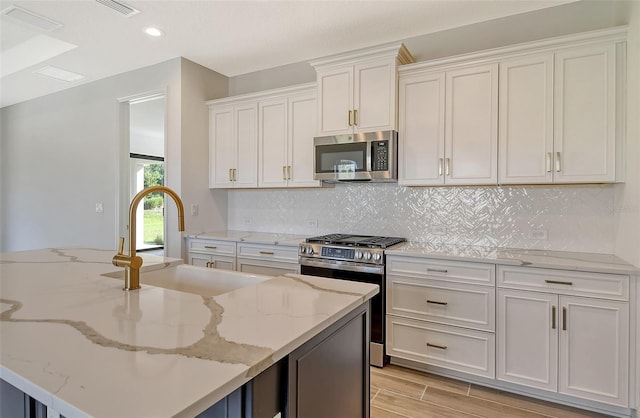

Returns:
431,225,446,235
95,203,103,213
243,217,252,226
191,204,199,216
528,229,548,240
306,219,318,228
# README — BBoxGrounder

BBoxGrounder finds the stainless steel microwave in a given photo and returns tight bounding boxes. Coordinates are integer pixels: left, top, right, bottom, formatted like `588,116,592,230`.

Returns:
313,131,398,182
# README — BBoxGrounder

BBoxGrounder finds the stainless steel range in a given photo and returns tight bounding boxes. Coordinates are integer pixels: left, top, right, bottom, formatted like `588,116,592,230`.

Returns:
298,234,406,367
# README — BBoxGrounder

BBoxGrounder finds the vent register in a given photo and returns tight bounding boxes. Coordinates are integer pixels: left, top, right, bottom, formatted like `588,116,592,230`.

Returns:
95,0,140,17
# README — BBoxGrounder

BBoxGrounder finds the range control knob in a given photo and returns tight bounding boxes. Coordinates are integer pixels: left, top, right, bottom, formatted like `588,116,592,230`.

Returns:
364,251,372,261
373,253,382,262
299,245,305,254
355,250,363,260
306,247,314,255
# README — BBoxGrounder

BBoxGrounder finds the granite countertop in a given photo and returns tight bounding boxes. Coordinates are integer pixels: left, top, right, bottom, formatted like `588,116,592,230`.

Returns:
0,248,378,418
386,242,639,275
185,230,307,246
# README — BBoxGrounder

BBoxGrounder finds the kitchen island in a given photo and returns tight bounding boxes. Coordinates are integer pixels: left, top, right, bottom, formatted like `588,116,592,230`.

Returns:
0,248,378,418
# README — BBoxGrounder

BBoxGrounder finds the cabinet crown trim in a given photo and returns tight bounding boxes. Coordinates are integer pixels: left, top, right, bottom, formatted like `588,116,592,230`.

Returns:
310,42,415,69
399,25,627,74
206,82,317,107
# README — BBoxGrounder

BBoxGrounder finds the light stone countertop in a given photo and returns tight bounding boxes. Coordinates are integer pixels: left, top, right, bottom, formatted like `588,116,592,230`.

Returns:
386,242,639,275
185,230,307,246
0,247,378,418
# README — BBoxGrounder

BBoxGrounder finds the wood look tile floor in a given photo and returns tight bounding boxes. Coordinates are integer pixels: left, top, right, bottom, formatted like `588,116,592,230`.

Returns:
370,365,613,418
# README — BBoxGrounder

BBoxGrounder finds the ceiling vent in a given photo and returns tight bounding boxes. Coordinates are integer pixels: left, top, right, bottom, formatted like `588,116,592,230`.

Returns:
95,0,139,17
1,5,63,32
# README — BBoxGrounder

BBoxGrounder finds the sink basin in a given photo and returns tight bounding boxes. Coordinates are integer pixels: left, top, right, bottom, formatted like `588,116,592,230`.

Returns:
102,264,271,296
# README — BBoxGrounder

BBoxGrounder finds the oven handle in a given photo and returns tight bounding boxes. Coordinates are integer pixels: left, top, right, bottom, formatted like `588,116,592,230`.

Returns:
299,257,384,275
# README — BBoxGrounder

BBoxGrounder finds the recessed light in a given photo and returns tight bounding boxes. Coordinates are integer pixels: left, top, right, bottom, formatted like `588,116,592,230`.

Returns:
144,27,163,37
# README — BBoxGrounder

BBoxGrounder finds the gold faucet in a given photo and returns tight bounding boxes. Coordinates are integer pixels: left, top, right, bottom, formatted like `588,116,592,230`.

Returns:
113,186,185,290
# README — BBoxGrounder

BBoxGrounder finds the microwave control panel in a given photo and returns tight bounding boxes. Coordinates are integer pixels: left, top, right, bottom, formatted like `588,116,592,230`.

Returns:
371,141,389,171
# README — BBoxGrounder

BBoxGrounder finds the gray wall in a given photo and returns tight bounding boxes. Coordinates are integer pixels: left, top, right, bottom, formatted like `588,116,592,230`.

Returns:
0,58,228,257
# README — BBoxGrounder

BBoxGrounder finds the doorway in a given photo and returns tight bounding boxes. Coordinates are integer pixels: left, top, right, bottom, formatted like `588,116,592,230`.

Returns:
127,94,166,255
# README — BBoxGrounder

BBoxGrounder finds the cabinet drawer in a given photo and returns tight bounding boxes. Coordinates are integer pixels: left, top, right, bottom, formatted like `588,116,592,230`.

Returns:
386,316,495,378
237,243,298,262
497,266,629,301
388,276,495,331
188,239,236,256
387,256,495,285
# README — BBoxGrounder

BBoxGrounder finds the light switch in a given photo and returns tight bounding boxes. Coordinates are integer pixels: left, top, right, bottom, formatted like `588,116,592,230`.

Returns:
191,204,199,216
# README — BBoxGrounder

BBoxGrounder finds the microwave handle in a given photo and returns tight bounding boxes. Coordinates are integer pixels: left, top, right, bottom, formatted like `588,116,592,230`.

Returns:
366,140,373,172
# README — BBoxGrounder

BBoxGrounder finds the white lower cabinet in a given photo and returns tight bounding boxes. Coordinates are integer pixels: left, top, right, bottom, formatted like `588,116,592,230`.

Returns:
186,238,236,271
236,242,299,276
386,256,496,378
497,266,630,407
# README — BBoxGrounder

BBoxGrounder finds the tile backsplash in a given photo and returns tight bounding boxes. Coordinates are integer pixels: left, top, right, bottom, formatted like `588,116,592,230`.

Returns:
228,183,615,253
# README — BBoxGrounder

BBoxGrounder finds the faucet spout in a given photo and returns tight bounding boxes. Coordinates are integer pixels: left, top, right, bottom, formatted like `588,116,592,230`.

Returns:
113,186,185,290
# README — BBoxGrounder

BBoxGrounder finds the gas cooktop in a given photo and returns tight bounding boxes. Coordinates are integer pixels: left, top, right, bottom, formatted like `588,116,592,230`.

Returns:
305,234,406,249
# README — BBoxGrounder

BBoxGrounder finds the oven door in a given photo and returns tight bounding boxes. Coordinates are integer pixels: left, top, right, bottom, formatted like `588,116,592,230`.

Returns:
299,257,387,367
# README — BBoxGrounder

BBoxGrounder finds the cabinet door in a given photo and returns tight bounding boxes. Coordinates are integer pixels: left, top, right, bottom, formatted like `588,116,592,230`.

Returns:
554,43,616,183
258,98,288,188
445,63,498,185
497,289,557,392
233,103,258,188
189,253,212,267
209,106,235,188
353,59,395,133
398,71,445,186
288,92,320,187
317,67,353,135
558,296,629,406
499,54,554,184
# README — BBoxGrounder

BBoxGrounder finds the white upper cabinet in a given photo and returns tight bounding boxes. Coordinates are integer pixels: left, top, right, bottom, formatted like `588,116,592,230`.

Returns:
258,87,319,188
400,28,625,186
398,63,498,186
499,53,554,184
500,43,621,184
311,43,414,136
209,102,258,188
445,64,498,185
209,83,319,190
554,43,618,183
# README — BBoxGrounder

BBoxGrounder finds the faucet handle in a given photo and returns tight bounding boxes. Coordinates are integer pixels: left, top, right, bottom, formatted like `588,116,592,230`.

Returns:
117,237,125,255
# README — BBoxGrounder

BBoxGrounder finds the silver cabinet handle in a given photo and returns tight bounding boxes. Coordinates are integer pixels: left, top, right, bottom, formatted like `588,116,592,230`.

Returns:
562,307,567,330
552,306,556,329
546,152,552,173
287,166,292,180
259,251,274,255
556,152,561,172
426,342,447,350
283,166,287,181
228,168,233,182
427,268,448,273
545,280,573,286
438,158,443,176
233,168,237,181
427,300,448,306
445,158,450,176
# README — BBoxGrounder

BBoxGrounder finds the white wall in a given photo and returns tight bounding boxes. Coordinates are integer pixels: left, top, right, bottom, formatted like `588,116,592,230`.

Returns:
0,58,228,257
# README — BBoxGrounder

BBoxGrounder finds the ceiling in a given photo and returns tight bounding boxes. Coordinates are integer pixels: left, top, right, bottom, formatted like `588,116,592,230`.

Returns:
0,0,612,108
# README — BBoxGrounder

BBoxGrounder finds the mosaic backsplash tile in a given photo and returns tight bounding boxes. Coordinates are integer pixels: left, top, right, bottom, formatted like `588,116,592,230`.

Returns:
227,183,615,253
